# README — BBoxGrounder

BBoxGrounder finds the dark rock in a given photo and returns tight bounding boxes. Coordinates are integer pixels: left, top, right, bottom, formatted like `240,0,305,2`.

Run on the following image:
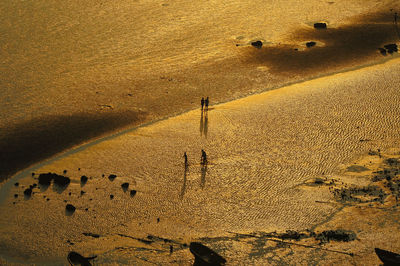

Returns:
121,182,129,192
189,242,226,266
63,170,67,174
23,188,32,196
130,190,137,197
375,248,400,265
314,22,327,29
53,175,70,187
314,178,324,184
379,48,387,56
80,176,88,186
110,194,114,199
32,172,35,176
384,43,398,54
251,40,263,49
14,182,19,186
14,194,18,198
67,252,97,266
316,229,356,242
66,204,76,214
108,174,117,181
80,191,86,196
306,41,316,48
38,173,54,186
83,232,100,238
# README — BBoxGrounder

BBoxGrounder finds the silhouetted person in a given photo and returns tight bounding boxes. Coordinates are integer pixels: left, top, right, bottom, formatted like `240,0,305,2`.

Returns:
201,97,205,110
205,97,209,111
184,152,188,166
201,149,207,165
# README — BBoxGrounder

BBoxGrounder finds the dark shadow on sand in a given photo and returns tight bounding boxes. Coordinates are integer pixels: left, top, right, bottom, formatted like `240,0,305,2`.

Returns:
180,164,188,200
241,11,399,75
200,164,207,189
0,110,145,182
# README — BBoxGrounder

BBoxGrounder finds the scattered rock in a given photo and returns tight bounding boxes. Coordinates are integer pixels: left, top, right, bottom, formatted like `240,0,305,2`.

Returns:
80,176,88,186
53,175,70,187
38,173,53,186
130,190,137,197
108,174,117,181
80,191,86,196
14,182,19,187
66,204,76,214
23,188,32,197
251,40,263,49
189,242,226,266
67,252,97,266
384,43,398,54
14,194,18,198
306,41,316,48
314,22,327,29
121,182,129,192
83,232,100,238
38,172,70,189
110,194,114,199
379,48,387,56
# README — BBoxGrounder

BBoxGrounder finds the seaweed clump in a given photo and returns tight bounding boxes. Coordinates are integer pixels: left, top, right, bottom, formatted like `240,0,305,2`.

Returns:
316,230,356,243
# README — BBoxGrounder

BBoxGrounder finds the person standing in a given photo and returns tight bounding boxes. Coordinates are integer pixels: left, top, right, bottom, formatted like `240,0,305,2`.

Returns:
201,149,207,165
184,152,188,166
205,97,209,111
201,97,205,111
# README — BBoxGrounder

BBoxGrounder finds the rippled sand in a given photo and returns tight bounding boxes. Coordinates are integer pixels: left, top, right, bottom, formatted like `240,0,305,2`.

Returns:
1,58,400,264
1,0,400,264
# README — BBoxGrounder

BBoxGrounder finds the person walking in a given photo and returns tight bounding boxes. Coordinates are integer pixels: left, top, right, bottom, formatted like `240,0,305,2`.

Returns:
201,97,205,111
184,152,188,166
201,149,207,165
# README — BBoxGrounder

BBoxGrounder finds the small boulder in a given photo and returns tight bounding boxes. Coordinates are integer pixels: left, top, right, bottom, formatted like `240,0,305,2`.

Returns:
53,175,70,187
314,22,327,29
130,190,137,197
121,183,129,192
189,242,226,265
378,48,387,56
108,174,117,181
306,41,316,48
80,176,88,186
251,40,263,49
110,194,114,199
384,43,398,54
14,182,19,187
66,204,76,214
23,188,32,197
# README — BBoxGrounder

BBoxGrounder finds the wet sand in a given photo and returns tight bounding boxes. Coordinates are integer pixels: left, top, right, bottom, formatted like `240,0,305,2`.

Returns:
1,57,400,264
1,1,400,185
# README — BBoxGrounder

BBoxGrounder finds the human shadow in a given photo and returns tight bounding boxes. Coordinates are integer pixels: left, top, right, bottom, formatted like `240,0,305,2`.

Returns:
200,163,207,189
199,110,209,138
180,164,188,200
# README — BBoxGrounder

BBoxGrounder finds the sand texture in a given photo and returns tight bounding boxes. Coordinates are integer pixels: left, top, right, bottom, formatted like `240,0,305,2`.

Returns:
1,0,400,264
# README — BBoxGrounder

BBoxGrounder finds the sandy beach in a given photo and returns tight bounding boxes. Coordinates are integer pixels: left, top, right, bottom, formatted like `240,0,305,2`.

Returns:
1,0,400,265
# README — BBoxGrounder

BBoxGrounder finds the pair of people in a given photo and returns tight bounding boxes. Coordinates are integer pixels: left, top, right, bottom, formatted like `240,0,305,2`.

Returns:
183,150,207,165
201,97,209,111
